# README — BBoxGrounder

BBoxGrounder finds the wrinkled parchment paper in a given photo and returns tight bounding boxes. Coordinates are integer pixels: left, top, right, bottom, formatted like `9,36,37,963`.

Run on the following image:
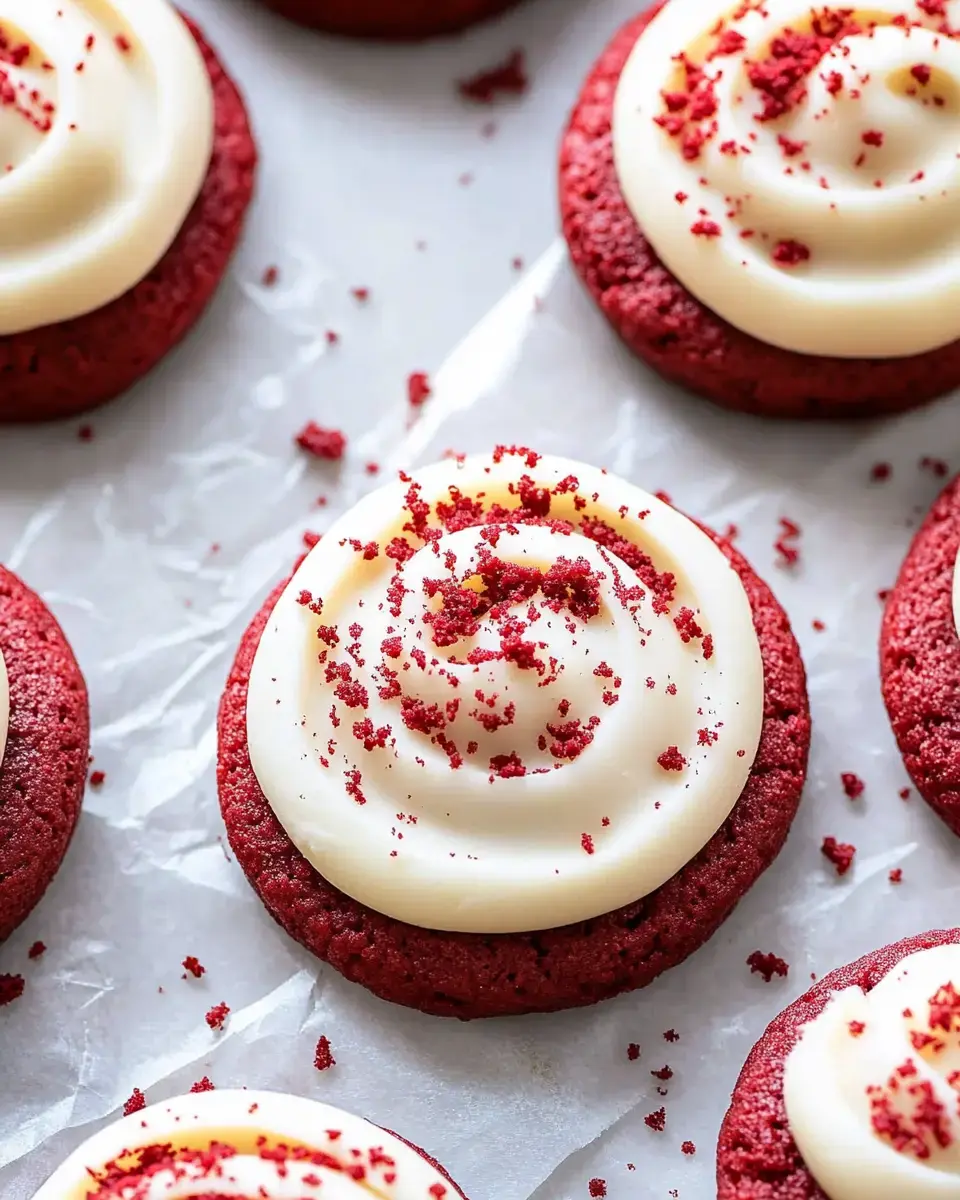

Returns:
2,0,960,1196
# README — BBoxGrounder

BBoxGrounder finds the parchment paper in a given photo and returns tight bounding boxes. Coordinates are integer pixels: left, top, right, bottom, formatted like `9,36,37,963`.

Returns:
1,0,959,1196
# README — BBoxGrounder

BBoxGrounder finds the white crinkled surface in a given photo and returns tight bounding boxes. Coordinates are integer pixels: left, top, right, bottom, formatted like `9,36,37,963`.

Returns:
0,1,959,1198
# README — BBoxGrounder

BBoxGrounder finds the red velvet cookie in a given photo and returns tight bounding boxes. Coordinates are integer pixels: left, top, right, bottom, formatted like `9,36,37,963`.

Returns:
559,7,960,419
217,523,809,1020
251,0,523,38
0,15,257,424
881,474,960,836
0,566,89,942
717,928,960,1198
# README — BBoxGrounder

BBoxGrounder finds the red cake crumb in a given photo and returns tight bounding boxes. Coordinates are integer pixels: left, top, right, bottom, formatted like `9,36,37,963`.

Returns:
122,1088,146,1116
365,461,380,475
0,973,24,1005
900,787,912,801
645,1108,667,1132
871,463,892,482
821,836,856,876
657,746,687,771
182,955,205,978
747,950,789,982
314,1034,336,1071
772,239,811,267
261,265,279,287
588,1180,607,1198
77,424,94,442
841,772,865,799
920,456,949,477
296,423,347,461
28,941,46,960
627,1042,641,1061
458,50,528,104
89,769,105,786
651,1065,673,1080
205,1001,230,1031
812,619,825,631
190,1076,216,1092
664,1029,680,1042
682,1141,696,1155
774,518,801,567
408,372,432,409
351,287,370,303
890,868,903,884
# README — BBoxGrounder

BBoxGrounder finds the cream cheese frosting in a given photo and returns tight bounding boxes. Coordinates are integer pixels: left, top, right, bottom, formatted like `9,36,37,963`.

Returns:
246,449,764,934
613,0,960,358
784,943,960,1198
0,0,214,335
33,1089,455,1199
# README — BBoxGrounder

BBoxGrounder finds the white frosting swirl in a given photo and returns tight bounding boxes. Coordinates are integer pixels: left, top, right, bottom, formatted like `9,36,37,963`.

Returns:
613,0,960,358
0,0,213,335
784,944,960,1198
246,451,764,934
32,1089,456,1199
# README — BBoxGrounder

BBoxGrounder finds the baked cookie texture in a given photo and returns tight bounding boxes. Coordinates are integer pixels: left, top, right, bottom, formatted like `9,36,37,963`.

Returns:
253,0,523,38
881,474,960,835
217,526,810,1019
717,929,960,1198
559,6,960,419
0,567,89,942
0,15,257,424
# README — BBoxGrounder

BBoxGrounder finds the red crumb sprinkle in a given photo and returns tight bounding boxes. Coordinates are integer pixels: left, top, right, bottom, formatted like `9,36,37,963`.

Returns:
664,1029,680,1043
900,787,912,800
645,1108,667,1132
115,33,131,52
841,772,865,800
772,239,811,267
920,456,949,477
849,1020,866,1037
627,1042,641,1061
0,973,24,1005
821,836,856,877
747,950,789,982
691,219,722,237
205,1002,230,1031
28,941,45,960
862,130,884,147
365,461,380,475
657,745,687,771
912,63,932,85
812,619,826,631
190,1076,215,1092
89,769,105,786
871,462,892,482
122,1088,146,1116
588,1180,607,1199
681,1141,696,1156
774,517,801,567
261,265,279,287
408,372,432,409
296,423,347,460
182,956,205,979
314,1035,336,1071
458,50,528,103
581,832,595,855
890,868,903,884
77,424,94,442
351,286,370,303
651,1065,673,1080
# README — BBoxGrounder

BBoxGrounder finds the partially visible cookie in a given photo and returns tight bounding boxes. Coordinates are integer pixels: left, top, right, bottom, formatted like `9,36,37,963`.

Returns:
881,474,960,835
718,929,960,1198
32,1089,468,1198
0,9,256,423
560,5,960,418
253,0,523,38
0,567,89,942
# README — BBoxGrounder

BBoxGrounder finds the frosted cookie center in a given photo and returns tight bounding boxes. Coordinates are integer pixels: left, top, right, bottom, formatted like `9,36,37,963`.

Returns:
0,0,214,336
784,944,960,1198
613,0,960,358
246,451,765,934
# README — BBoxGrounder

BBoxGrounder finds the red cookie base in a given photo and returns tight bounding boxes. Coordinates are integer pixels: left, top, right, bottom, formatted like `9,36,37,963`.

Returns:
881,474,960,836
717,928,960,1198
0,14,257,424
390,1133,468,1198
216,524,810,1019
0,566,89,941
253,0,523,38
559,7,960,419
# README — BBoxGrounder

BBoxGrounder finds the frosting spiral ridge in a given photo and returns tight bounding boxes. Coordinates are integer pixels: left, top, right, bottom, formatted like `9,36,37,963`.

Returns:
33,1090,454,1199
613,0,960,357
784,944,960,1198
0,0,213,335
246,450,764,934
